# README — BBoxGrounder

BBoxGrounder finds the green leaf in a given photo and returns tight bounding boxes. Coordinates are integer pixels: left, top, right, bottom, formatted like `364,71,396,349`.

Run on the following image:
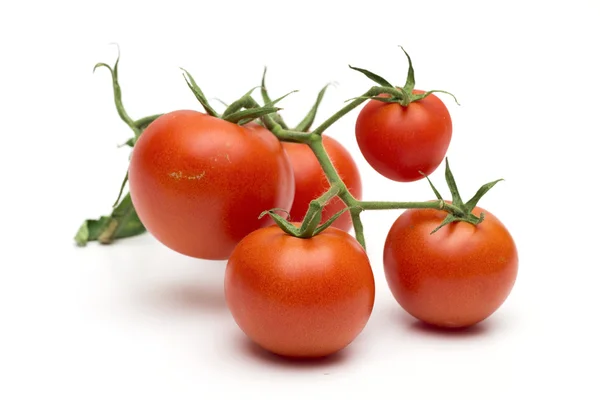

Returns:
444,158,464,206
295,83,333,132
298,206,323,238
464,179,504,213
117,137,136,148
260,208,291,220
266,89,298,108
399,46,416,94
180,68,219,117
74,192,145,246
259,209,299,236
112,171,128,207
224,106,281,125
344,95,399,104
134,114,163,130
93,44,140,137
313,206,352,235
420,171,443,201
222,86,290,121
412,89,461,106
74,216,113,246
261,67,272,105
348,65,394,88
430,213,458,234
111,194,145,239
212,98,230,108
261,67,289,129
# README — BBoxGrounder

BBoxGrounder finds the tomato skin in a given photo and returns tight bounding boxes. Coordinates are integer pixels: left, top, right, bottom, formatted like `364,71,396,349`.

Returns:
282,135,362,231
225,225,375,358
355,91,452,182
383,206,518,328
128,110,295,260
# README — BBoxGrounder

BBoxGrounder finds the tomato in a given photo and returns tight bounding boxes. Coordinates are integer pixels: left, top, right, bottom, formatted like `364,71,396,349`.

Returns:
355,91,452,182
282,135,362,231
383,206,518,328
225,224,375,358
128,110,295,260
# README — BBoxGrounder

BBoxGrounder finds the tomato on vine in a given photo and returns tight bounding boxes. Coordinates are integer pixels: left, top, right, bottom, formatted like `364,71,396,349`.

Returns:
383,160,518,328
225,213,375,358
126,70,299,260
129,110,295,260
79,48,517,336
352,47,457,182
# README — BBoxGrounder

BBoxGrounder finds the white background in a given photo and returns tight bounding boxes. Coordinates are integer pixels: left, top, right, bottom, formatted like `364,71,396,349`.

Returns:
2,0,599,399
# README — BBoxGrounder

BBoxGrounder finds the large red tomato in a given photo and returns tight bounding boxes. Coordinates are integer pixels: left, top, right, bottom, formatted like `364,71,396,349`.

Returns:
383,206,518,328
128,110,295,260
355,91,452,182
282,135,362,231
225,224,375,358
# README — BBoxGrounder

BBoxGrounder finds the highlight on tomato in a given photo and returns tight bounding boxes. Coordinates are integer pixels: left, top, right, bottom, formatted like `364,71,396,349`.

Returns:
383,160,518,328
224,216,375,358
352,47,457,182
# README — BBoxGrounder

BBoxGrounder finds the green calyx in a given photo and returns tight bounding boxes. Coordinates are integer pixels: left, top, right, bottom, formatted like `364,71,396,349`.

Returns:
421,158,504,234
182,68,291,125
261,67,334,133
349,46,460,107
259,183,349,239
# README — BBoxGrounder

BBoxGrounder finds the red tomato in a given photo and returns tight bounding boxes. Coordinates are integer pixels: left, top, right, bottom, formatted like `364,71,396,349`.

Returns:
225,224,375,358
128,110,295,260
355,91,452,182
282,135,362,231
383,206,518,328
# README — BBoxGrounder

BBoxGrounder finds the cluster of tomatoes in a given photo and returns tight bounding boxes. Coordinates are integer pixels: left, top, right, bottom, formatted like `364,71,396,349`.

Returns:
95,48,519,359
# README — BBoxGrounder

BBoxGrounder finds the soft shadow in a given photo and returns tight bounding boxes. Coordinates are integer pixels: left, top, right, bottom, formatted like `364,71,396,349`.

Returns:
396,309,494,338
237,336,351,369
139,260,229,315
145,282,227,314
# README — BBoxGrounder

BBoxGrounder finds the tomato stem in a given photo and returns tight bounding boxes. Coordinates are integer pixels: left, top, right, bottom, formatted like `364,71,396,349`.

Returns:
294,82,334,132
93,46,141,138
134,114,163,130
264,110,499,248
176,60,493,249
83,48,500,250
261,67,290,129
349,208,366,248
312,86,402,136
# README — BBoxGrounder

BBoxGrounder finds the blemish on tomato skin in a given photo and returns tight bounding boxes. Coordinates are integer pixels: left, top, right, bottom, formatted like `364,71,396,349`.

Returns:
169,171,206,180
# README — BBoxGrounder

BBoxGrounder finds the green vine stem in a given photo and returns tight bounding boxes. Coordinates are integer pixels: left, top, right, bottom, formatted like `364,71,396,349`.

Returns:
80,46,502,251
242,86,499,250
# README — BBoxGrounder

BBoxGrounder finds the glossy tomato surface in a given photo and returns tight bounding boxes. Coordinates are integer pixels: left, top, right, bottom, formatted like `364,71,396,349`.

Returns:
355,91,452,182
225,224,375,358
383,206,518,328
128,110,294,260
283,135,362,231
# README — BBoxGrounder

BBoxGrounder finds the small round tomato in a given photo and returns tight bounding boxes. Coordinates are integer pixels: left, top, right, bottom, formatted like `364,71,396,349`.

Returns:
225,224,375,358
355,91,452,182
383,206,518,328
282,135,362,231
128,110,295,260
